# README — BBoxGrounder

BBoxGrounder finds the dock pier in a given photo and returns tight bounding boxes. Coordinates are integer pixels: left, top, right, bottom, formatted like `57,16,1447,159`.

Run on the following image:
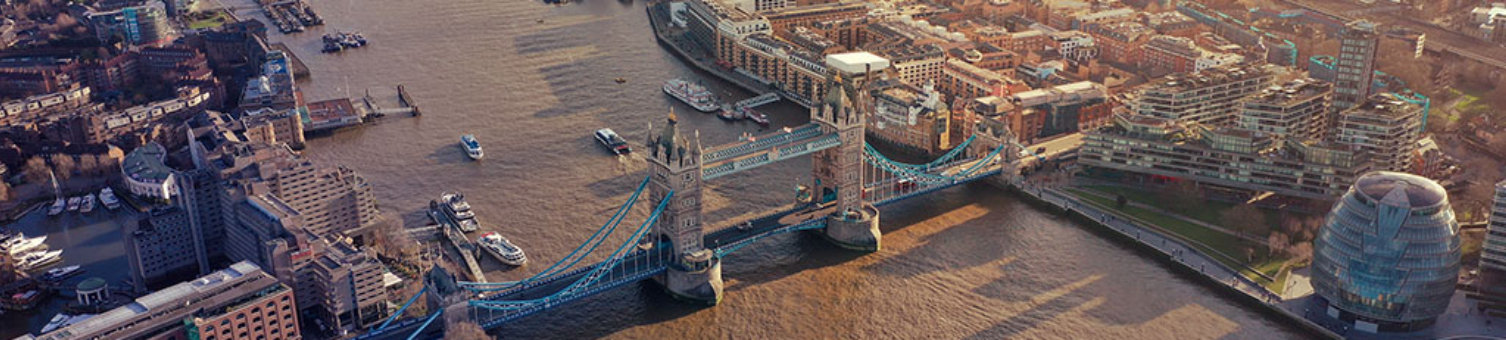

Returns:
397,84,421,116
431,210,487,283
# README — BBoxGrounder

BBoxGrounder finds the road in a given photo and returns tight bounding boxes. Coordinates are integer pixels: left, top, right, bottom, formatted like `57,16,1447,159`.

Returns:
1279,0,1506,70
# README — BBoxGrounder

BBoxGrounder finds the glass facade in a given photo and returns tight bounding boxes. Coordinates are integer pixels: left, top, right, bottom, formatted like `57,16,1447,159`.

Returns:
1312,171,1460,332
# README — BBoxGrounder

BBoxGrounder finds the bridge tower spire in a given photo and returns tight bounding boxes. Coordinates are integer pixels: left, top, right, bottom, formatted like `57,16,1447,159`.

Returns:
645,111,723,305
811,53,885,252
968,116,1022,186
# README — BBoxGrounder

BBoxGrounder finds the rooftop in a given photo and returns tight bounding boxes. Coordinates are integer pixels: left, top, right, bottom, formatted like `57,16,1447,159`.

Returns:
1354,171,1448,208
1342,93,1423,120
1143,63,1274,93
122,142,172,183
826,52,890,74
1246,78,1332,106
36,262,267,340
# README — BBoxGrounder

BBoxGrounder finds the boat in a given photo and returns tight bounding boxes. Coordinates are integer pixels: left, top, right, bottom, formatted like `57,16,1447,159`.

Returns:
42,265,83,281
99,188,120,210
5,234,47,256
439,192,479,232
614,77,626,84
717,105,745,121
746,110,770,126
66,197,80,211
47,198,65,216
476,232,527,266
18,249,63,271
79,194,95,213
3,290,43,311
460,134,484,160
40,313,93,334
663,78,720,112
594,128,631,155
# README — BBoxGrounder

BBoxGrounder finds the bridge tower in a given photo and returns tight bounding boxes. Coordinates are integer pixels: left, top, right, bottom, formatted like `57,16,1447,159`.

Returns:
968,116,1021,187
812,53,884,252
421,264,472,333
645,113,723,305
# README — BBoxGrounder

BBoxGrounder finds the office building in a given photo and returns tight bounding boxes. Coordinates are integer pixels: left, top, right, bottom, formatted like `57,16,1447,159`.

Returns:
1237,78,1333,141
124,206,207,291
1483,180,1506,273
306,240,390,331
87,1,173,46
1132,63,1275,126
1333,93,1423,172
1080,114,1373,199
20,262,299,340
1333,20,1379,110
1312,172,1460,333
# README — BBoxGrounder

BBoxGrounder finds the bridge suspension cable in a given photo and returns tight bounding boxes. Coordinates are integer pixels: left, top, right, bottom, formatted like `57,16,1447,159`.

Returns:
863,144,1005,183
469,190,674,311
861,135,977,172
460,176,653,291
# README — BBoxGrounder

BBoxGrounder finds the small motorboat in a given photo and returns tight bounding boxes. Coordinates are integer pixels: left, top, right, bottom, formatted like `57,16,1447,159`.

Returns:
18,249,63,272
99,188,120,210
5,234,47,256
461,134,484,160
717,106,745,121
594,128,632,155
42,265,82,281
66,197,80,212
747,110,769,126
79,194,95,213
614,77,627,84
47,198,65,216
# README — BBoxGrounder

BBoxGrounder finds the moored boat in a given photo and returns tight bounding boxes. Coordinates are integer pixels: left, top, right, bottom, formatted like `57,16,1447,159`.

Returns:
18,249,63,271
440,192,479,232
99,188,121,210
66,197,80,211
5,234,47,256
47,198,65,216
79,194,95,213
746,110,770,126
717,105,745,121
477,232,527,266
663,78,720,112
461,134,484,160
43,265,83,281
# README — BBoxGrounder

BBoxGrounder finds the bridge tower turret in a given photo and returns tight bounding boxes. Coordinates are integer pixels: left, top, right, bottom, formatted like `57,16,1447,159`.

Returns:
968,116,1021,187
812,53,885,252
645,112,723,305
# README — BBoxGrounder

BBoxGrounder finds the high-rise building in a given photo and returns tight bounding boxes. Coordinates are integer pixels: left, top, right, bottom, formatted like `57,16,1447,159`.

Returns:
306,240,390,330
19,261,299,340
123,206,206,291
1333,20,1379,110
1312,172,1460,333
87,0,173,46
1484,180,1506,273
1333,93,1423,172
1238,78,1333,141
1132,63,1275,126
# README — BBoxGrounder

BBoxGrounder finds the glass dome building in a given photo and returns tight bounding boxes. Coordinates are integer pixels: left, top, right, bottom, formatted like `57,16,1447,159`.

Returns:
1312,171,1461,332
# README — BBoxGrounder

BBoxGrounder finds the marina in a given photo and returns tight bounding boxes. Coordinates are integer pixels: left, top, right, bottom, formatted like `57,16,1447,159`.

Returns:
321,31,368,53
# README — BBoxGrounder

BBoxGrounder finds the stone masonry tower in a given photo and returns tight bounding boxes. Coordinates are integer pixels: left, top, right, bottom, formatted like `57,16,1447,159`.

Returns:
812,52,885,252
645,113,723,305
968,115,1021,187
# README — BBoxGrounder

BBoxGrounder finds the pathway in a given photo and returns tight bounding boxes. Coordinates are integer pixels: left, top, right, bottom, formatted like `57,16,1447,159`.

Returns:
1071,187,1272,245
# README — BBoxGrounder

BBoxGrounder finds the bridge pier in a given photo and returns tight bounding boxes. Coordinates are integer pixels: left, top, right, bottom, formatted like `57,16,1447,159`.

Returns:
660,249,723,305
823,204,881,252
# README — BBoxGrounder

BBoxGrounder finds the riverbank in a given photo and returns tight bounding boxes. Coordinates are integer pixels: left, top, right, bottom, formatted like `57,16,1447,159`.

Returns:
1009,180,1343,339
645,1,814,108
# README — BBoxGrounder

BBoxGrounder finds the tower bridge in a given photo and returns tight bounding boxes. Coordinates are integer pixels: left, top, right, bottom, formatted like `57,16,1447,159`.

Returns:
358,53,1023,339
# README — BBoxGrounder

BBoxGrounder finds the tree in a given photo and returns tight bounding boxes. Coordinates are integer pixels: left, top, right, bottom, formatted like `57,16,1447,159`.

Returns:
1161,181,1201,214
1268,231,1290,255
76,154,99,177
49,154,74,181
1221,204,1268,237
22,156,51,184
0,182,11,202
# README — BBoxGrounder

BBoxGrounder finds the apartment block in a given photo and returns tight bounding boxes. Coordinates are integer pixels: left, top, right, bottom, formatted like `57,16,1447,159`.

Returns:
1237,78,1333,141
1132,63,1275,126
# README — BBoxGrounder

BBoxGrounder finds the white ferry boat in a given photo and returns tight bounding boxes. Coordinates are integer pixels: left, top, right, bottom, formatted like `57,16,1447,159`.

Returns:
99,188,121,210
79,194,95,213
663,78,720,112
477,232,527,266
461,134,484,160
594,128,631,155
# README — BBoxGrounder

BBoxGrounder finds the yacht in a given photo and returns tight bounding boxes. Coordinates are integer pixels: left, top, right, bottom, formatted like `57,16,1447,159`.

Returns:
99,188,121,210
42,265,82,281
47,198,66,216
594,128,631,155
79,194,95,213
717,105,745,121
460,134,484,160
5,234,46,256
18,249,63,271
440,192,479,232
476,232,527,266
663,78,720,112
66,197,80,211
41,313,93,334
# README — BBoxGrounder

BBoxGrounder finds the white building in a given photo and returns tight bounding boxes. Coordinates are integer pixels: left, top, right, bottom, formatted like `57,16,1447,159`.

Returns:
121,142,178,201
1483,180,1506,273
